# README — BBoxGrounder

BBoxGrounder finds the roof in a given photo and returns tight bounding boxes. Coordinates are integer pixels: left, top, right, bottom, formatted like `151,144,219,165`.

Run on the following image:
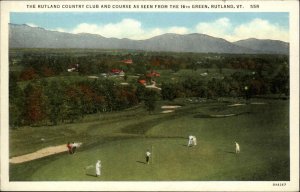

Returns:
122,59,133,64
146,71,160,77
111,69,123,73
138,79,147,85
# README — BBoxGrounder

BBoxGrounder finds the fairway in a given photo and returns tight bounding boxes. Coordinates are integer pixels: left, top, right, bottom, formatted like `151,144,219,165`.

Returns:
10,98,289,181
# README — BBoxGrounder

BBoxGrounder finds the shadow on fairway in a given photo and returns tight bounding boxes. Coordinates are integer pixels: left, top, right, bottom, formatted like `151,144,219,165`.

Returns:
136,161,146,164
85,173,97,177
224,151,236,154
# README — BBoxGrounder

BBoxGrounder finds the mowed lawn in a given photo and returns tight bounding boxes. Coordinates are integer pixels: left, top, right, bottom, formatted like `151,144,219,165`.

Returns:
9,98,289,181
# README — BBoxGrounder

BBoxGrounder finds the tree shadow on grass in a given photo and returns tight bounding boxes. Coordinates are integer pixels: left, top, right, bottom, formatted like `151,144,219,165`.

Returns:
136,161,146,164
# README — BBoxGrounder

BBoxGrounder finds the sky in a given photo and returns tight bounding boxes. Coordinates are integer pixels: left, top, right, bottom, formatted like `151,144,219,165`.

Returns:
10,12,289,42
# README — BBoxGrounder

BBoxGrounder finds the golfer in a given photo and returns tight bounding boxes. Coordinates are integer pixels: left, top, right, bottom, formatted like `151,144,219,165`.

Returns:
145,150,151,164
188,136,193,147
188,136,197,147
96,160,101,176
67,142,73,154
71,142,77,154
193,136,197,146
235,142,240,154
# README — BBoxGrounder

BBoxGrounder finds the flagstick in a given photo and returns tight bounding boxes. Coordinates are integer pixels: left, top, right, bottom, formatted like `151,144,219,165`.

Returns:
151,145,154,164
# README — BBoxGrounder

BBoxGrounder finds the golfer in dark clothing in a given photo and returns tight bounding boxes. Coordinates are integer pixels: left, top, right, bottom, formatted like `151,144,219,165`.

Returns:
145,150,151,164
72,142,77,154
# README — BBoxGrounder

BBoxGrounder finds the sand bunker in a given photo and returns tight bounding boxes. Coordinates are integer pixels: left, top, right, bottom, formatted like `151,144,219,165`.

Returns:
145,85,161,90
210,114,236,117
161,110,175,113
228,103,246,107
10,144,68,164
88,76,99,79
161,105,182,109
251,102,266,105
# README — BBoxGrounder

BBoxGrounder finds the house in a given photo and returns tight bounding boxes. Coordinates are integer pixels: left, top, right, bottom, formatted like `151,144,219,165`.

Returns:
122,59,133,64
146,70,160,77
67,64,79,72
138,79,147,85
110,69,125,76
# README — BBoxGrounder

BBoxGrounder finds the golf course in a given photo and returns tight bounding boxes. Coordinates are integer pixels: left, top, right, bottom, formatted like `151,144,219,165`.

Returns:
9,97,289,181
8,46,290,181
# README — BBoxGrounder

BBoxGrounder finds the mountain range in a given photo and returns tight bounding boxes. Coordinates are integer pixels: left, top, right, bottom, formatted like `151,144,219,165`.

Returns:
9,24,289,54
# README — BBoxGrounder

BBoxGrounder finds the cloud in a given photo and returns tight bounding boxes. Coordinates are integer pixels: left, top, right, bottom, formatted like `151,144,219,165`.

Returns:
68,18,189,40
167,26,189,34
71,19,144,39
47,17,288,42
195,17,232,38
195,17,288,42
231,18,289,42
26,23,38,27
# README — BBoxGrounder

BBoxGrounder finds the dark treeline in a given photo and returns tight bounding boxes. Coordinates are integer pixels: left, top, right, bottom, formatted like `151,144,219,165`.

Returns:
9,77,142,127
9,49,289,128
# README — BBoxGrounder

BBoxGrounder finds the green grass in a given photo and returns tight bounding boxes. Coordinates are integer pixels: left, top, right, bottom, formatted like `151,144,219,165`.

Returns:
9,98,289,181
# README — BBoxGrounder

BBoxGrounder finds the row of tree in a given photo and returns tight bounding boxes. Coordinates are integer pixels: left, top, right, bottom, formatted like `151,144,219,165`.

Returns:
11,51,288,81
9,66,288,128
9,77,146,127
161,70,289,101
9,50,289,128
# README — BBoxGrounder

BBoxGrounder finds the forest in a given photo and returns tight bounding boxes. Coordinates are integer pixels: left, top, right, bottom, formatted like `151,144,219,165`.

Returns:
9,49,289,127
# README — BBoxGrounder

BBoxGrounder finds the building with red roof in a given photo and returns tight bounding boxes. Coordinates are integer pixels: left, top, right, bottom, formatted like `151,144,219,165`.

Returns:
146,70,160,77
122,59,133,64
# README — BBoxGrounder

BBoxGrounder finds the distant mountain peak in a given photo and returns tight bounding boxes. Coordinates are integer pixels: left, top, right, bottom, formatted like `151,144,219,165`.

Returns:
9,23,289,54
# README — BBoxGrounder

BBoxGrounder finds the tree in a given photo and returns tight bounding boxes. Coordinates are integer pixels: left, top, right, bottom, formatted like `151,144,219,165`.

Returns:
161,83,177,101
46,81,66,125
64,85,83,122
136,83,146,102
170,62,181,73
19,67,38,81
271,65,289,96
143,89,158,114
9,72,24,128
23,83,47,125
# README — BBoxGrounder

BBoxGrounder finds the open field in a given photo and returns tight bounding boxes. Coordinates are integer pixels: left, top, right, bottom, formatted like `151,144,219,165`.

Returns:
10,98,289,181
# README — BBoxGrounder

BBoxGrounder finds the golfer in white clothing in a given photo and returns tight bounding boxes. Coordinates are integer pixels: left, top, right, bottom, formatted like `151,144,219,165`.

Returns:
235,142,240,154
96,160,101,176
188,136,197,147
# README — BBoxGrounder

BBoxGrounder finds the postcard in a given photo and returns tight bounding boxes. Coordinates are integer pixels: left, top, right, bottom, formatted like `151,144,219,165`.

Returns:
0,0,299,191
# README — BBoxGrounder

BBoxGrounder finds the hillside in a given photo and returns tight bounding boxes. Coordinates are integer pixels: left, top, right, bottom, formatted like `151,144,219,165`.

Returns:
9,24,288,54
233,38,289,54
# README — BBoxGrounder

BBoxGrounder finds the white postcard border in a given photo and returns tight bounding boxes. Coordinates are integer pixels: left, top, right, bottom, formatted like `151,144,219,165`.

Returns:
1,1,299,191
